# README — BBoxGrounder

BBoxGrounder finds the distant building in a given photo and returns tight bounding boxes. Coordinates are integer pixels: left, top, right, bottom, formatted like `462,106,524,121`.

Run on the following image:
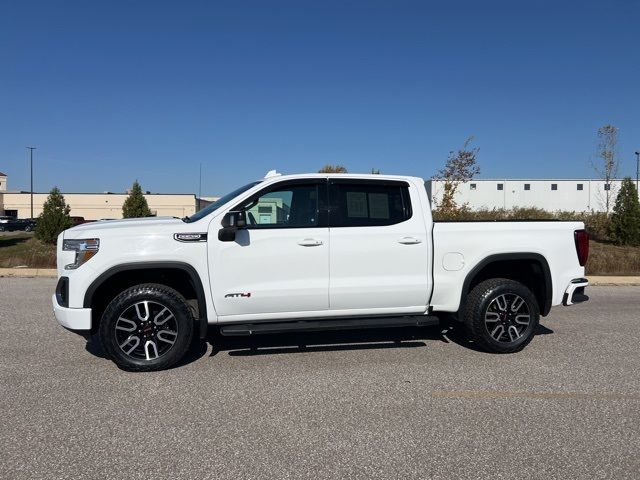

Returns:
196,196,221,212
426,179,627,212
0,172,198,220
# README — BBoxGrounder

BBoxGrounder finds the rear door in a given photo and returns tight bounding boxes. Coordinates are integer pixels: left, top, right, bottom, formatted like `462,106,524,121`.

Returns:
328,179,430,312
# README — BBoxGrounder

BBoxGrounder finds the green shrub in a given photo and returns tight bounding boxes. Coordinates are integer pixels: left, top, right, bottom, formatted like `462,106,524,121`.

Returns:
122,180,152,218
581,212,611,242
608,178,640,246
432,206,612,242
35,187,72,244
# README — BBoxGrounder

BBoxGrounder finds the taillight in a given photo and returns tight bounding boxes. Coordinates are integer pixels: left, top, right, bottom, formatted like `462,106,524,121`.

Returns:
574,229,589,266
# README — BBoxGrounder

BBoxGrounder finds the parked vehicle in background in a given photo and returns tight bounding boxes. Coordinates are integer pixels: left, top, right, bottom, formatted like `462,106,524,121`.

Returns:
0,218,37,232
53,171,590,371
0,216,14,224
70,216,88,227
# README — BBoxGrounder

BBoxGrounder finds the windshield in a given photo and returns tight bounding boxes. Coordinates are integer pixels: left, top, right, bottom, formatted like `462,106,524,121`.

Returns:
185,181,262,223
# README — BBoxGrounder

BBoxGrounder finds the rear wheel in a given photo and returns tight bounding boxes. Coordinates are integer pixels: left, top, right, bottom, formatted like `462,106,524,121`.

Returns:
99,283,194,371
463,278,539,353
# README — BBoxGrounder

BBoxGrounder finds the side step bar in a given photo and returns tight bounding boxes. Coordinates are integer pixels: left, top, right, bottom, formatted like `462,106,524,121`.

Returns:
219,316,440,336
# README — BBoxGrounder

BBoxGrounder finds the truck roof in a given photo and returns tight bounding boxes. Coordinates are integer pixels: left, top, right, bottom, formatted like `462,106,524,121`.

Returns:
261,172,425,183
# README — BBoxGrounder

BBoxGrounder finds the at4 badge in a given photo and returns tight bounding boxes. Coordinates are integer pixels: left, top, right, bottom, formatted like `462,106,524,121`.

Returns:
225,292,252,298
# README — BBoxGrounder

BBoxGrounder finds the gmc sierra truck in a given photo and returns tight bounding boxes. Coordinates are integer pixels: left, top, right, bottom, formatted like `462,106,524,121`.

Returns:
53,172,590,371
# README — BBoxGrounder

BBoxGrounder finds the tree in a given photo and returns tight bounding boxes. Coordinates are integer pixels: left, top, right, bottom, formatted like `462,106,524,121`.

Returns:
35,187,72,244
608,177,640,246
592,125,620,213
432,137,480,215
122,180,152,218
318,164,348,173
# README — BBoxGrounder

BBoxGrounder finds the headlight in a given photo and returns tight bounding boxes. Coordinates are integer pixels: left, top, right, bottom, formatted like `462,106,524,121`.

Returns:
62,238,100,270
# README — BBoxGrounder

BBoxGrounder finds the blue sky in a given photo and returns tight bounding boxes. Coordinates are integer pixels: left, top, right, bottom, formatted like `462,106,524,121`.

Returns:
1,0,639,196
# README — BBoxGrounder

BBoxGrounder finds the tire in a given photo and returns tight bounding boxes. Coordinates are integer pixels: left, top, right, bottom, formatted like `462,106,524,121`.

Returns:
463,278,539,353
0,225,4,232
24,226,32,232
99,283,194,371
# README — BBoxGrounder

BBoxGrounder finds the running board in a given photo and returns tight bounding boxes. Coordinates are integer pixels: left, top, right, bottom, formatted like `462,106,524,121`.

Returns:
219,316,439,336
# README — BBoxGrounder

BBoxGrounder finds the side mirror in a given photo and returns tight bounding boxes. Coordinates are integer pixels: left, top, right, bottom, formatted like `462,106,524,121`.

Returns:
218,211,247,242
221,211,246,228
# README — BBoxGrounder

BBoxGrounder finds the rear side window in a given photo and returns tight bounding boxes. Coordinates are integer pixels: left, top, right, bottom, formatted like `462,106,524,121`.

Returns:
330,181,411,227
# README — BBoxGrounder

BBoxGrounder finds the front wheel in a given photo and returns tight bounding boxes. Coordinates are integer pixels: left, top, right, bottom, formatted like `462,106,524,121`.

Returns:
463,278,539,353
99,283,194,371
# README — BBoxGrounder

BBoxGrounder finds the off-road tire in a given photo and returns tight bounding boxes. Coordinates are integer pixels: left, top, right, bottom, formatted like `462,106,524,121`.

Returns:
463,278,539,353
99,283,194,372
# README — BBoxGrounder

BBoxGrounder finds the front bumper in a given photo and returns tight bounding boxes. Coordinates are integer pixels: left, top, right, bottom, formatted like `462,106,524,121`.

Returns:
563,278,589,306
52,294,92,330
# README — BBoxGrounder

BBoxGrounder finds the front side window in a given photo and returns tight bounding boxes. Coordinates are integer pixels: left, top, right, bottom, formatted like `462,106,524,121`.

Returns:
238,183,322,228
497,183,504,191
577,184,584,191
330,181,411,227
551,184,558,191
524,184,531,191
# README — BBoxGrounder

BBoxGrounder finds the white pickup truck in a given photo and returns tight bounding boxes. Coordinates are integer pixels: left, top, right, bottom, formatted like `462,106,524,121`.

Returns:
53,172,590,371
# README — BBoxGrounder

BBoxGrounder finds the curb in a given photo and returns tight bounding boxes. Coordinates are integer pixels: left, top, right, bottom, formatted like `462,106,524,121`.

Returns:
588,276,640,286
0,268,57,278
0,268,639,285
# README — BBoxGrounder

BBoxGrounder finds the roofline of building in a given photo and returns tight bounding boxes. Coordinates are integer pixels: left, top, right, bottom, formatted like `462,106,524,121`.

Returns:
0,191,197,196
430,178,627,182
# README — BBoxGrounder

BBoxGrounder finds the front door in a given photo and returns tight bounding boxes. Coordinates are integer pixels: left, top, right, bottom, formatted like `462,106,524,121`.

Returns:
209,179,329,319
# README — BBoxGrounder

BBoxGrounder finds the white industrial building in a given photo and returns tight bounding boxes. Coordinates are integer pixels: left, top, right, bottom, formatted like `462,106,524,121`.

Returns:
426,179,629,212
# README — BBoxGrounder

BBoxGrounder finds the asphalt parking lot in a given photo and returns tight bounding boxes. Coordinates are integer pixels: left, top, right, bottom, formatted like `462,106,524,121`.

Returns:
1,278,639,480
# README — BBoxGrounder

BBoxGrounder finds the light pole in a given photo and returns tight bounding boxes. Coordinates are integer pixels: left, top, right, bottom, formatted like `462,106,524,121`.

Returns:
197,163,202,212
27,147,36,219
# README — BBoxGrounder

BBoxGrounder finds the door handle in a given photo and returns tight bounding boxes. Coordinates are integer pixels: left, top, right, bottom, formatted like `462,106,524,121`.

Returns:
398,237,422,245
298,238,323,247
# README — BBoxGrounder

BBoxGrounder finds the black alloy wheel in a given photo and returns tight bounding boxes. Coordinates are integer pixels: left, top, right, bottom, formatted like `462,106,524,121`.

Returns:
99,283,194,371
463,278,540,353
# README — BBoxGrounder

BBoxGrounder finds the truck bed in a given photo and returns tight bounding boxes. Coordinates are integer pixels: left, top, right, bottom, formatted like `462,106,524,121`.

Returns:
429,221,585,313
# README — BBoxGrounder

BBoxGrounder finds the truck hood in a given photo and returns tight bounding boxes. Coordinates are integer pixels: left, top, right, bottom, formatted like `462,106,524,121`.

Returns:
64,216,185,238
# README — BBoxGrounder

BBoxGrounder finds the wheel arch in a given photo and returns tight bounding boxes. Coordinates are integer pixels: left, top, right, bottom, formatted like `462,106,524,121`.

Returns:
460,253,552,316
84,262,208,337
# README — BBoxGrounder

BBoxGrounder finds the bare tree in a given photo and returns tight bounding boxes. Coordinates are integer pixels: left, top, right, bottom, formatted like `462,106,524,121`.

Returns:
318,164,348,173
432,137,480,215
592,125,620,213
